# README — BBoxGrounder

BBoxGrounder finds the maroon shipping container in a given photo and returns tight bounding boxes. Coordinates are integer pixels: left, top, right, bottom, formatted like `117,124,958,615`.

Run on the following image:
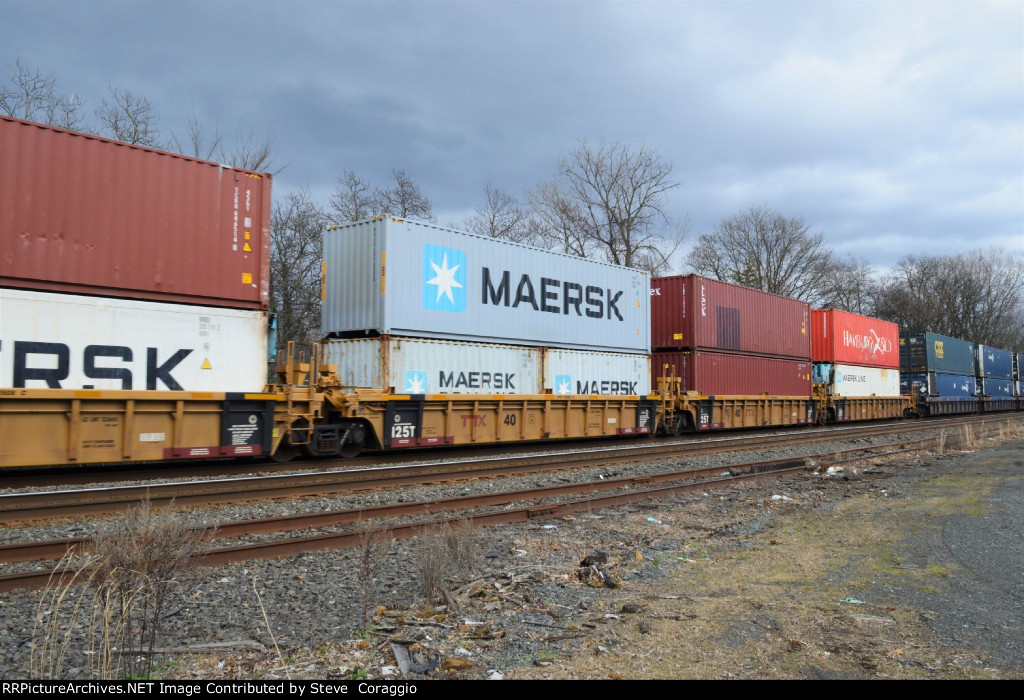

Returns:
651,275,811,358
653,350,812,396
0,116,271,309
811,309,899,369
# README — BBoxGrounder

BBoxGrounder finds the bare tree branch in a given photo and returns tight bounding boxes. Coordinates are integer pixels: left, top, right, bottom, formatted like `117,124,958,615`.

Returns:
528,139,684,272
270,188,330,344
221,125,279,173
375,169,434,221
95,86,162,146
463,183,537,244
0,59,86,129
168,105,222,159
687,204,843,305
329,170,376,223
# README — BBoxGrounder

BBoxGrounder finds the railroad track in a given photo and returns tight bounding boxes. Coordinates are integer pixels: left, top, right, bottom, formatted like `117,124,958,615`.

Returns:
0,414,1006,522
1,414,1015,592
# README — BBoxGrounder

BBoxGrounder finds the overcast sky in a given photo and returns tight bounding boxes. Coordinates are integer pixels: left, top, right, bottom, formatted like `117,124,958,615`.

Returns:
2,0,1021,271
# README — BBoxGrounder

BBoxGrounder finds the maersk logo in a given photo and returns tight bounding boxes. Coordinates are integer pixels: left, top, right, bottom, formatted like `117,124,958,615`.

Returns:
554,375,573,394
423,244,466,312
404,370,428,394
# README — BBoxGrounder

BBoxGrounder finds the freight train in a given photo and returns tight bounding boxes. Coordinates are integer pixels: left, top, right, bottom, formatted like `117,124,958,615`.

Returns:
0,115,1021,469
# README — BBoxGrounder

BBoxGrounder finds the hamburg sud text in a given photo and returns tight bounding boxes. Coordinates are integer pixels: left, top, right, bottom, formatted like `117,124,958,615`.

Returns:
2,681,421,697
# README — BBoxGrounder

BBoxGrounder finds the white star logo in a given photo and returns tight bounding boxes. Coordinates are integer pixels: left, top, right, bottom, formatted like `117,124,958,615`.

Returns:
406,374,426,393
426,253,462,305
557,379,572,394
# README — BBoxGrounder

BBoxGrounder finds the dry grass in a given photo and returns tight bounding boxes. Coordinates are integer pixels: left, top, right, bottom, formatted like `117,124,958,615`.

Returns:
417,518,477,602
510,469,1008,680
30,500,209,679
356,521,393,630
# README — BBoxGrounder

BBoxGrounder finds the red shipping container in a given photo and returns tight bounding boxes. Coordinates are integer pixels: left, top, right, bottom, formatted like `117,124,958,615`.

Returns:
651,275,810,358
653,350,812,396
0,116,271,310
811,309,899,369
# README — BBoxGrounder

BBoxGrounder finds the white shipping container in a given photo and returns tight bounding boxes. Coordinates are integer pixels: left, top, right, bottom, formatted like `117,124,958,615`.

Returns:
544,348,650,395
322,337,650,396
323,337,542,394
322,217,650,353
829,364,901,397
0,289,268,392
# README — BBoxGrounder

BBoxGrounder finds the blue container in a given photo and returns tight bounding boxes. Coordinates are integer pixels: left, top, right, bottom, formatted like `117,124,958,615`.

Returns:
980,378,1015,397
929,372,977,398
975,345,1014,379
900,332,975,376
900,372,928,394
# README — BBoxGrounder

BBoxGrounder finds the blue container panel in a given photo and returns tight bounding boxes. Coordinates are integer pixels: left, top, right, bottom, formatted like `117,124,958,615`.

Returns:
975,345,1014,379
981,378,1015,397
931,373,977,398
900,332,974,375
900,372,928,394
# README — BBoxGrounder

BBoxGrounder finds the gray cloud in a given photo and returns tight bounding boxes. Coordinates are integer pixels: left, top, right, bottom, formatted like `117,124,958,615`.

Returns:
1,0,1020,268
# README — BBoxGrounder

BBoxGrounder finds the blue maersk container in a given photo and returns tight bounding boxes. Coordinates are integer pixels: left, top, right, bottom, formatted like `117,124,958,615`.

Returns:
975,345,1014,379
899,332,974,376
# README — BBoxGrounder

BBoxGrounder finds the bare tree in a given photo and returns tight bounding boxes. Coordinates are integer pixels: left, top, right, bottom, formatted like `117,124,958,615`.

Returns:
221,125,278,173
270,188,329,344
329,170,376,223
463,183,536,244
95,86,162,146
376,169,435,221
528,139,684,273
168,105,222,160
0,59,86,129
819,254,877,313
873,249,1024,349
686,205,844,305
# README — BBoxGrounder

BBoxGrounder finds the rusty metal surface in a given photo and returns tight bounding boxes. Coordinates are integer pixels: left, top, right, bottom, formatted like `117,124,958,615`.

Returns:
0,115,271,309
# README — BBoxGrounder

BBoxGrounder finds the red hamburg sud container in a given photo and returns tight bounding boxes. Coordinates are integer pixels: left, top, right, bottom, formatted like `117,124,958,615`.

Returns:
651,275,810,358
811,309,899,369
0,116,271,310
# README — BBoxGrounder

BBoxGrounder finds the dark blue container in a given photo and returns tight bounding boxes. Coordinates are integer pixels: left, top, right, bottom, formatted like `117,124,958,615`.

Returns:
900,332,975,376
980,378,1015,397
975,345,1014,379
929,372,977,398
900,372,928,394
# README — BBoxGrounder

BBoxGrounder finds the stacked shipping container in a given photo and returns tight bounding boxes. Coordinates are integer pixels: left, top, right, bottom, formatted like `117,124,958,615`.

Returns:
975,344,1015,398
321,217,651,396
650,275,812,395
810,309,901,397
0,116,273,394
899,332,977,399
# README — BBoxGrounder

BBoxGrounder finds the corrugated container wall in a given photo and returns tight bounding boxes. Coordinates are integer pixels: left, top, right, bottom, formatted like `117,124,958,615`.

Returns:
811,309,899,368
902,372,977,398
0,116,271,309
899,332,975,376
980,378,1015,397
652,350,812,396
543,348,650,395
1,288,268,392
322,337,651,396
651,275,810,358
323,337,542,394
974,345,1014,379
322,218,650,353
816,363,901,397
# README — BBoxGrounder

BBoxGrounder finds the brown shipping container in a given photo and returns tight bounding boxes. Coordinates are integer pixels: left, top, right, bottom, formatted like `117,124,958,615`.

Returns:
0,116,271,309
651,275,811,358
653,350,812,396
811,309,899,369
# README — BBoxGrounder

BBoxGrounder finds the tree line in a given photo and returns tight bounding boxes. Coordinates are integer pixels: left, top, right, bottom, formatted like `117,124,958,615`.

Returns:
5,60,1020,351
